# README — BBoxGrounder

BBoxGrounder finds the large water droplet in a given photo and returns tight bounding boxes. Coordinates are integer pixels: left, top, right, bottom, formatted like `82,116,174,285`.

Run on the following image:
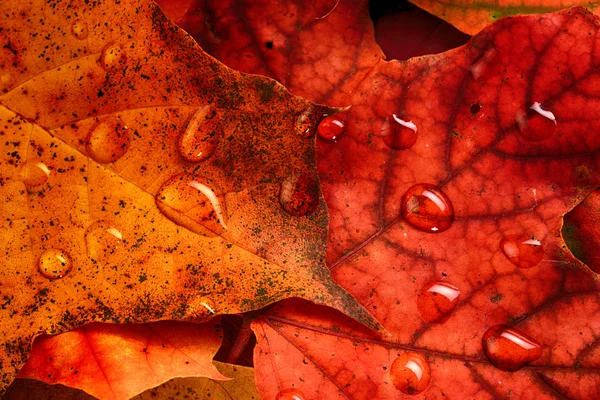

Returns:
21,160,51,187
515,102,557,142
156,174,227,234
280,173,319,217
179,106,222,162
381,114,418,150
101,43,127,72
417,281,460,323
85,221,123,265
390,352,431,395
276,388,305,400
500,235,544,269
482,325,543,372
469,47,499,82
317,115,346,142
401,184,454,233
71,21,88,40
86,116,131,164
38,249,72,279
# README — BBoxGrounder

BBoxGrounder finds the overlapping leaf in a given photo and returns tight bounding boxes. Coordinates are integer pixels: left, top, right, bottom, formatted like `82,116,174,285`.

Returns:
172,0,600,397
0,0,376,392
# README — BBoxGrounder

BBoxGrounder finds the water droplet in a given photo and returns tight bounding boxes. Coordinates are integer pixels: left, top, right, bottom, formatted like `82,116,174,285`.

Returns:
295,107,316,137
86,116,131,164
276,388,305,400
280,173,319,217
71,21,88,40
390,352,431,395
500,235,544,269
38,249,72,279
101,43,127,71
21,160,51,187
401,184,454,233
381,114,418,150
482,325,543,372
417,281,460,323
317,115,345,141
469,47,499,82
155,174,227,234
179,106,222,162
470,103,482,115
515,102,557,142
85,221,123,264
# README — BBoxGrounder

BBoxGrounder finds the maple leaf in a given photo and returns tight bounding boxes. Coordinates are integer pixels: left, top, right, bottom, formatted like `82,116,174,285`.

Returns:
170,1,600,398
0,0,377,393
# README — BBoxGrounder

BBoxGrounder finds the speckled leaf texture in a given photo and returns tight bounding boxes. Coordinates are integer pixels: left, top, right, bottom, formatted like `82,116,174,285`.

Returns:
0,0,376,392
170,1,600,398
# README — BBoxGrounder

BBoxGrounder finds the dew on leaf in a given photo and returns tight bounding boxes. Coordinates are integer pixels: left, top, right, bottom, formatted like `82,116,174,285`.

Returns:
469,47,498,82
38,249,72,280
276,388,306,400
380,114,418,150
295,107,316,137
21,160,51,187
390,352,431,395
101,43,127,71
280,173,319,217
317,115,345,141
514,102,557,142
178,105,222,162
85,221,123,265
401,184,454,233
500,235,544,269
417,281,460,323
86,116,131,164
482,325,543,372
71,21,88,40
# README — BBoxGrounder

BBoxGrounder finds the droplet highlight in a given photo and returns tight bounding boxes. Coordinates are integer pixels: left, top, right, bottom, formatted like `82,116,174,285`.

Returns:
401,184,454,233
156,174,227,235
390,353,431,395
86,116,131,164
38,249,72,279
295,107,316,137
21,160,51,187
417,281,460,323
381,114,418,150
276,388,306,400
469,47,498,82
280,173,319,217
482,325,543,372
317,115,346,141
515,102,557,142
101,43,127,72
71,21,88,40
85,221,123,265
500,235,544,269
179,106,222,162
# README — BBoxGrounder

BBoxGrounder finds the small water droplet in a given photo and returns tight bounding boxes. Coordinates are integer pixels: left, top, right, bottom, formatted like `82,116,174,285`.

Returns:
317,115,346,141
71,21,88,40
21,160,51,187
276,388,306,400
381,114,418,150
85,221,123,264
401,184,454,233
470,103,482,115
417,281,460,323
390,352,431,395
280,173,319,217
156,174,227,234
515,102,557,142
178,106,222,162
295,107,316,137
482,325,543,372
38,249,72,279
101,43,127,71
86,116,131,164
469,47,499,82
500,235,544,268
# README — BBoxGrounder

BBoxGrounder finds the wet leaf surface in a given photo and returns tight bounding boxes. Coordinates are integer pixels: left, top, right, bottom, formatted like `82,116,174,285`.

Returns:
0,0,375,392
